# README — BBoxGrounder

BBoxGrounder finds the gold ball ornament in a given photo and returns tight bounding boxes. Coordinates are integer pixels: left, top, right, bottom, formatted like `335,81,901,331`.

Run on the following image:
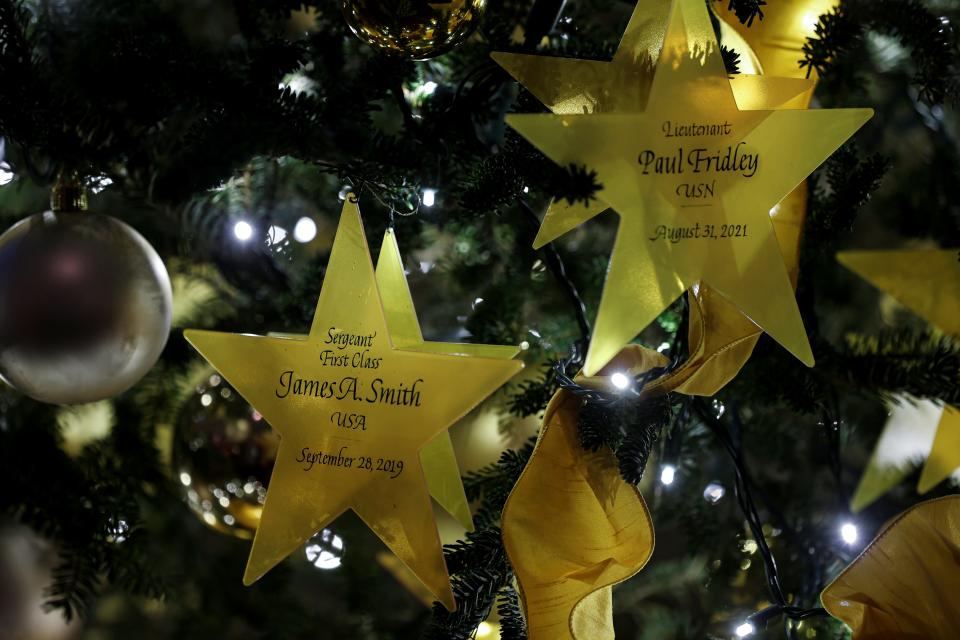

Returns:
172,372,279,539
340,0,486,59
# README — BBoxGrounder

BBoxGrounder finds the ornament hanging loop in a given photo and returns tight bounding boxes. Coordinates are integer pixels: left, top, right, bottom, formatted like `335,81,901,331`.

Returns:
50,169,88,213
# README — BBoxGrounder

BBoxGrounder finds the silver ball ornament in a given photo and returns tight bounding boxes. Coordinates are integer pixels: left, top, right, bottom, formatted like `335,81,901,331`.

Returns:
0,204,172,405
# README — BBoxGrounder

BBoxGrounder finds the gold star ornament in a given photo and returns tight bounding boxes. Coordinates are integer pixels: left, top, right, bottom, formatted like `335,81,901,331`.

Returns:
185,196,523,608
840,248,960,510
376,227,520,531
495,0,873,375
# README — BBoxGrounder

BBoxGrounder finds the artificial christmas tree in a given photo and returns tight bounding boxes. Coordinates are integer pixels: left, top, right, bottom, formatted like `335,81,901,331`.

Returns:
0,0,957,638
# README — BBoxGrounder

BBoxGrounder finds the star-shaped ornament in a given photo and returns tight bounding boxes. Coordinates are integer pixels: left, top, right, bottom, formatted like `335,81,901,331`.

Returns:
495,0,873,375
840,248,960,509
838,249,960,337
376,228,520,531
185,196,523,608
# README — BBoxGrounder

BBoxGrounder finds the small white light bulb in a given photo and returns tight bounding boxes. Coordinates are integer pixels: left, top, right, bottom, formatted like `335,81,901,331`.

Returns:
840,522,858,545
660,464,676,486
233,220,253,241
610,372,630,390
293,216,317,243
735,622,755,637
422,188,437,207
267,225,287,246
703,482,726,503
422,81,438,95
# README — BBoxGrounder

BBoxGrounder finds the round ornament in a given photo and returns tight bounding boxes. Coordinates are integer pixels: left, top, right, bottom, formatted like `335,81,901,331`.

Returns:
172,372,279,539
0,177,172,405
340,0,485,59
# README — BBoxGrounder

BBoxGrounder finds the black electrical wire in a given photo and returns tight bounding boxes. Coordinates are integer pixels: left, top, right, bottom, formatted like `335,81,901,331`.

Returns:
518,199,592,354
692,397,829,628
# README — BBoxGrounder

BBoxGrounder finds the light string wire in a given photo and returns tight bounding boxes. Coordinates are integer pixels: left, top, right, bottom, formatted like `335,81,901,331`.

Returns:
691,397,830,629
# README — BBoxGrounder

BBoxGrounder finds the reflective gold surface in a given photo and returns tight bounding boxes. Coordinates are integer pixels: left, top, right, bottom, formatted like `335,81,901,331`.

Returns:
494,0,872,376
341,0,486,59
185,196,522,608
822,496,960,638
172,372,278,539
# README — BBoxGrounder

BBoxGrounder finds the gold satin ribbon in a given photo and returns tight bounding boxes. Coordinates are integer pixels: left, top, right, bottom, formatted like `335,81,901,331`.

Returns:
822,496,960,638
501,348,663,640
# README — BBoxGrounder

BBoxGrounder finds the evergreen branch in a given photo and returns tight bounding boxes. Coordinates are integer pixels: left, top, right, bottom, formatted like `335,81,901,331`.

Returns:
496,585,528,640
44,546,103,621
805,144,890,249
801,0,960,104
725,0,767,27
721,45,742,75
578,393,672,485
507,362,558,418
841,330,960,404
424,437,536,638
463,439,535,530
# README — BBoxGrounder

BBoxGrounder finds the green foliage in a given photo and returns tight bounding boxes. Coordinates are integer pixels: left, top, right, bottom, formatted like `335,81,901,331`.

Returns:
425,440,534,639
578,394,674,485
801,0,959,104
507,362,558,418
463,439,535,530
496,585,527,640
724,0,768,27
805,145,890,249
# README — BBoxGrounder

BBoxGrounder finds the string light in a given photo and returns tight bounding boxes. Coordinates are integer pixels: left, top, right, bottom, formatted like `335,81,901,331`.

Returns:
610,372,630,390
421,81,438,95
660,464,676,486
422,188,437,207
233,220,253,241
267,225,287,246
105,518,129,544
840,521,859,545
293,216,317,243
703,482,726,503
305,529,344,570
735,621,755,637
802,12,820,31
